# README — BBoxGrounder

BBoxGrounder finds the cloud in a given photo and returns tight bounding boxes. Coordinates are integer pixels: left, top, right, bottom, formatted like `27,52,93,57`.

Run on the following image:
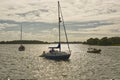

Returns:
0,23,18,30
0,18,120,41
66,23,120,41
0,31,20,41
0,0,120,22
0,29,62,42
0,0,120,41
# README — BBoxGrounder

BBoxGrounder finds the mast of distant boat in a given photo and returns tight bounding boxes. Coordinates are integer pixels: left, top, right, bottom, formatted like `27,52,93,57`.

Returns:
20,24,22,45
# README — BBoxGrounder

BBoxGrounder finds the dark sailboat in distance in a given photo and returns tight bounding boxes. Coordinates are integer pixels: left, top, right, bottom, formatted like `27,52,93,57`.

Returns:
40,1,71,60
18,24,25,51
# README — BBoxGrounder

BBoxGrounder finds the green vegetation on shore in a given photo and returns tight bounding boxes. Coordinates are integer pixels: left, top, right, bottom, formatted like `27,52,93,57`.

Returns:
83,37,120,46
0,40,49,44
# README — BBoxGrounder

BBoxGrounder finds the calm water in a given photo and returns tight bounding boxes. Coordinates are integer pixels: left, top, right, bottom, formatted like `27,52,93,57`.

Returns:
0,44,120,80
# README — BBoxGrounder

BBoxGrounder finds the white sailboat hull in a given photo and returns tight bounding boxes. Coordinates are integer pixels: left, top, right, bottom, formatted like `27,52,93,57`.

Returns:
40,51,71,60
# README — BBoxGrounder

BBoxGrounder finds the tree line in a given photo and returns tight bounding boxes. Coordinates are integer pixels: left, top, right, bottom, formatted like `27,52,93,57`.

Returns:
83,37,120,46
0,40,49,44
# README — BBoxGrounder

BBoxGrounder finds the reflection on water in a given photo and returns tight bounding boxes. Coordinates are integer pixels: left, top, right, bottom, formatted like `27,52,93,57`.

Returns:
0,44,120,80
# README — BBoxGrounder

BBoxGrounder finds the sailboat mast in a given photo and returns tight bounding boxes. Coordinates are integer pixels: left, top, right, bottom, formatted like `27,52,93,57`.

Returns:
58,1,61,52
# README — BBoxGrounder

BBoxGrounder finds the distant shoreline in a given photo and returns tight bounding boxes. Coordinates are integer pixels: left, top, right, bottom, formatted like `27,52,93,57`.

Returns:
1,37,120,46
84,44,120,46
0,40,82,44
0,40,49,44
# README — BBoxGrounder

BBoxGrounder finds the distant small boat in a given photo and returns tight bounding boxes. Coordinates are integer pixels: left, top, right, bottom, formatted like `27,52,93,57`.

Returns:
87,48,101,53
18,24,25,51
40,1,71,60
19,44,25,51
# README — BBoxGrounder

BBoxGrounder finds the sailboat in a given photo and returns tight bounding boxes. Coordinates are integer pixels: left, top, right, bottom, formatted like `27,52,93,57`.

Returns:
40,1,71,60
18,24,25,51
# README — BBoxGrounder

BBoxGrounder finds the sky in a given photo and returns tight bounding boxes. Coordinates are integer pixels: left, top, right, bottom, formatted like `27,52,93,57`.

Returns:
0,0,120,42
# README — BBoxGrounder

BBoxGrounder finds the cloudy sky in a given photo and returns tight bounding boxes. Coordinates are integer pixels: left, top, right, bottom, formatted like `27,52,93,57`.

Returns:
0,0,120,42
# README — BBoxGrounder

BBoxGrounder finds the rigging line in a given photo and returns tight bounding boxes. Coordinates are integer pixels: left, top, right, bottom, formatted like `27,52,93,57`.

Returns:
59,3,71,54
